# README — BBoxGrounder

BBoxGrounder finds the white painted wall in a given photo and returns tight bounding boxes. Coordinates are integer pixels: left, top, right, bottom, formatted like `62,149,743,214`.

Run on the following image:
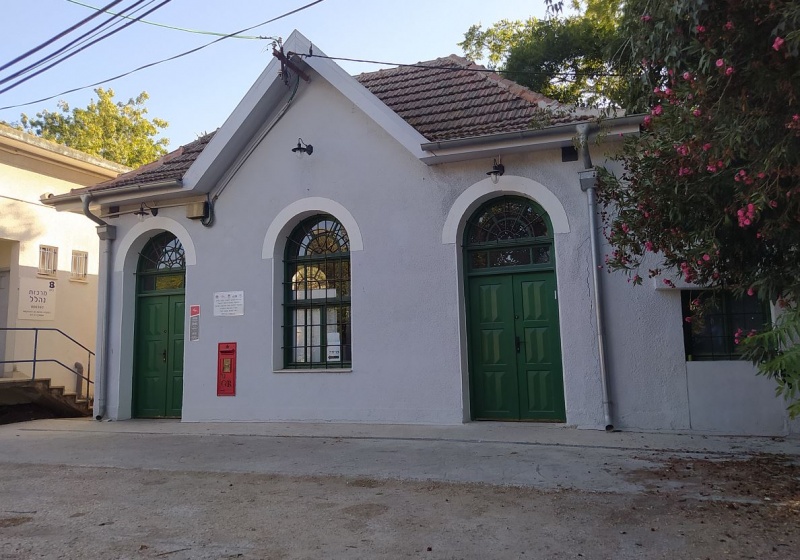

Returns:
98,68,796,435
1,154,98,393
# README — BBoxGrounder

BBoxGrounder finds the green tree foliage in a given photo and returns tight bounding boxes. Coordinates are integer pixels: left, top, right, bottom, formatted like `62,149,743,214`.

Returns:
460,1,623,105
597,0,800,416
18,88,169,167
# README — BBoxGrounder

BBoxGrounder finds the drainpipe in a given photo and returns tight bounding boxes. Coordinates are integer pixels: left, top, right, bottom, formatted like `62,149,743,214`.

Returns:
576,124,614,432
81,195,115,421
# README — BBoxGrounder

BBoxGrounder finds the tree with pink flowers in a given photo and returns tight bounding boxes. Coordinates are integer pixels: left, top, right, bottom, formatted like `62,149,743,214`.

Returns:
597,0,800,415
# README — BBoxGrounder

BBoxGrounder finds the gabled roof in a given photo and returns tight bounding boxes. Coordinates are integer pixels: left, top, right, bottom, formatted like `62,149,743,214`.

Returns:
355,55,591,142
47,30,626,206
84,132,214,193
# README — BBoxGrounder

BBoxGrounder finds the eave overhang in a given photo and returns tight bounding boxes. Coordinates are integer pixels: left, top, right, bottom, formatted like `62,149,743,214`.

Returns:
418,114,644,164
41,179,184,212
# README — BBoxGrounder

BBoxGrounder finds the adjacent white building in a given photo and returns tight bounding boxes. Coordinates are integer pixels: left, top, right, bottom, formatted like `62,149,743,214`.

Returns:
44,31,798,435
0,123,128,397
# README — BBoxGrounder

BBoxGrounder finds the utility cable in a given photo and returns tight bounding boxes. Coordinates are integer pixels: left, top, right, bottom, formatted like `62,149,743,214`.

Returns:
0,0,174,95
67,0,265,39
1,0,150,86
0,0,126,72
0,0,325,111
297,53,624,79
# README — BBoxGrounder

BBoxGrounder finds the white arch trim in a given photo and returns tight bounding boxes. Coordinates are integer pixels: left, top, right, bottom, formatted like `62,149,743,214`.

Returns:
441,175,570,245
114,217,197,272
262,197,364,259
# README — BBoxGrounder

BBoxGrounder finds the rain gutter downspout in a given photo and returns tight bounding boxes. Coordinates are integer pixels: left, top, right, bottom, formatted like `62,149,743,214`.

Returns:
81,194,115,420
576,123,614,431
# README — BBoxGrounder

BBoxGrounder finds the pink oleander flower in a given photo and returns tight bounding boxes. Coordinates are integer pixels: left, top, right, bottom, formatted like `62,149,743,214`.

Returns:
645,241,654,251
747,287,756,296
641,15,652,22
725,66,734,76
683,71,691,81
643,115,652,126
702,143,712,151
652,105,663,116
716,58,725,68
724,21,734,30
703,254,710,261
773,36,785,51
693,109,702,117
696,25,706,33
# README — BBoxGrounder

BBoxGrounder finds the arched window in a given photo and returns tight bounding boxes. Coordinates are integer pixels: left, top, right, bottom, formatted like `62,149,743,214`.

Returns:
285,215,351,368
137,232,186,292
464,197,553,271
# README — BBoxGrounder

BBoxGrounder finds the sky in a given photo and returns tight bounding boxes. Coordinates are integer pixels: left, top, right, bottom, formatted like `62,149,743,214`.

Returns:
0,0,546,151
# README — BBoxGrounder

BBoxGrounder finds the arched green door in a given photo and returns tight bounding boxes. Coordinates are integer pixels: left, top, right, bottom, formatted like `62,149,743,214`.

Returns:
465,197,565,421
133,232,185,418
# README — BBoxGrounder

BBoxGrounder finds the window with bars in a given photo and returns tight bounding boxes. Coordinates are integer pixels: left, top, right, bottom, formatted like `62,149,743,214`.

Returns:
38,245,58,277
284,215,351,368
681,290,769,361
70,250,88,281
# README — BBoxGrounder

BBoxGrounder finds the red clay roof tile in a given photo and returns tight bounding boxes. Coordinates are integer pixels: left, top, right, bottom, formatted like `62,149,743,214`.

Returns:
88,56,590,193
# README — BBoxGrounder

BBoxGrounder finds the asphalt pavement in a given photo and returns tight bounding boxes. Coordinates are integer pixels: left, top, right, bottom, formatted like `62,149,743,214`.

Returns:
1,418,797,493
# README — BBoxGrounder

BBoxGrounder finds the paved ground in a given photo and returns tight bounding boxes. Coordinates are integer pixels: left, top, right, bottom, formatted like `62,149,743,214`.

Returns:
0,419,798,559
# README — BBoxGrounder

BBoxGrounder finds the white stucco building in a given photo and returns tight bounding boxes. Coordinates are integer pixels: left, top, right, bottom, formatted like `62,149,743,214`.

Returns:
44,31,798,435
0,123,128,398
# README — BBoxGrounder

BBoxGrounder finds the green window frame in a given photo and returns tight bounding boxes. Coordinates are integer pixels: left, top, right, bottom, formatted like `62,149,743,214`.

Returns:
284,215,351,368
464,196,554,275
137,232,186,293
681,290,769,361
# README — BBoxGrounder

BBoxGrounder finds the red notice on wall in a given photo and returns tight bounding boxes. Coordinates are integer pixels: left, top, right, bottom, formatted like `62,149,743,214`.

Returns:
217,342,236,396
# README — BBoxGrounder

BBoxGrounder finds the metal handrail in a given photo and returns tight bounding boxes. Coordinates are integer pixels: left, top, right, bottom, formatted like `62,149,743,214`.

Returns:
0,327,95,399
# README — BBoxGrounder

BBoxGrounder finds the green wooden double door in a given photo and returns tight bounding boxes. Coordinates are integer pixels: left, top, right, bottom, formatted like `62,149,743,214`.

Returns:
134,294,185,418
468,272,565,421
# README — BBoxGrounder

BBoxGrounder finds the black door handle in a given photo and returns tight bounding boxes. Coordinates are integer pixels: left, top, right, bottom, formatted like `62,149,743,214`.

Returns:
162,349,167,363
515,336,521,354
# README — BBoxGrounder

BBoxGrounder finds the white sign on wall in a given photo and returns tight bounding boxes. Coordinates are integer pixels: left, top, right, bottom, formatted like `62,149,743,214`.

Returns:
213,291,244,316
19,278,56,321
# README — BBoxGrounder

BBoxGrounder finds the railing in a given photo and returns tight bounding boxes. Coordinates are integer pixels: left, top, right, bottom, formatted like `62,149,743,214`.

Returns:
0,328,94,400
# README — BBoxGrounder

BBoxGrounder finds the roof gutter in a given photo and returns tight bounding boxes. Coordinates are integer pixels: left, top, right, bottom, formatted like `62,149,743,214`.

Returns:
81,194,115,421
419,114,643,164
42,179,184,208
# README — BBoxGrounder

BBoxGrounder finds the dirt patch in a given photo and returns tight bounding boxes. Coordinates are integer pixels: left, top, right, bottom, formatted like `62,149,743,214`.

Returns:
629,454,800,513
2,464,799,559
0,516,33,528
0,404,58,425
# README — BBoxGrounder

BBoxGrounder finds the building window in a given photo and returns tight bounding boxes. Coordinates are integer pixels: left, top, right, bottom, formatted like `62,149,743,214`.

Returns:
70,251,88,281
284,215,351,368
681,290,769,361
38,245,58,277
464,196,553,271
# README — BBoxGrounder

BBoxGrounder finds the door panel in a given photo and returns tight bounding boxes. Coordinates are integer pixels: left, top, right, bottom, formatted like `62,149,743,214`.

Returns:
469,276,518,419
134,294,184,418
514,273,565,421
469,271,565,421
166,296,184,417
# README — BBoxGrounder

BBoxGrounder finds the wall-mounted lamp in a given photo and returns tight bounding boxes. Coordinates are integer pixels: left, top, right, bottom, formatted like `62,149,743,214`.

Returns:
291,138,313,155
133,202,158,218
487,158,505,183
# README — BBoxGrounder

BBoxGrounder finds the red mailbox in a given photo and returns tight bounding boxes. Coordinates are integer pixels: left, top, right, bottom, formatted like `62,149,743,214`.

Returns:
217,342,236,396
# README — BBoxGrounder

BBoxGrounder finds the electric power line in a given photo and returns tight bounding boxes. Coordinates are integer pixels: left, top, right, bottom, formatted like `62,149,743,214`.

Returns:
1,0,151,87
0,0,175,95
0,0,325,112
67,0,265,39
297,53,624,79
0,0,125,73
